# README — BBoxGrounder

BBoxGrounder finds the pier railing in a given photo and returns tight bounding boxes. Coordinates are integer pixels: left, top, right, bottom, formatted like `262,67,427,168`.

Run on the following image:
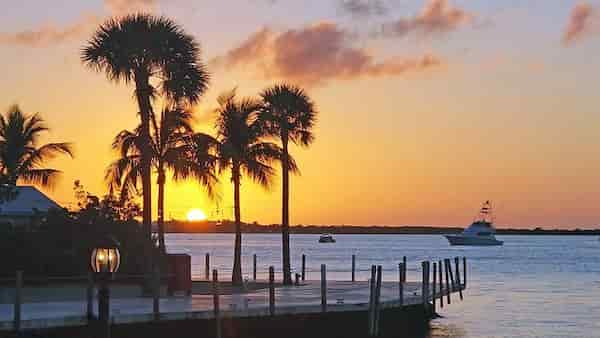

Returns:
1,255,467,338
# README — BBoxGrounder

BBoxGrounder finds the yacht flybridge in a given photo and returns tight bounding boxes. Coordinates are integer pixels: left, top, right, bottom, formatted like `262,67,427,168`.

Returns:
445,201,503,246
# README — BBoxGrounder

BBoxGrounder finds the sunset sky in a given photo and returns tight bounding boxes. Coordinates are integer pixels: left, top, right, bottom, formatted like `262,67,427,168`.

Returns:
1,0,600,228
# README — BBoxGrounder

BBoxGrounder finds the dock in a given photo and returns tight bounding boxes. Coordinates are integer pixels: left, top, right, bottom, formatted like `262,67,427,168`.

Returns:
0,257,467,338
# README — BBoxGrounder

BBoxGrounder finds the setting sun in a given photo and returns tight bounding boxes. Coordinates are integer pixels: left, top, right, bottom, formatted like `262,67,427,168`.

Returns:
186,209,207,222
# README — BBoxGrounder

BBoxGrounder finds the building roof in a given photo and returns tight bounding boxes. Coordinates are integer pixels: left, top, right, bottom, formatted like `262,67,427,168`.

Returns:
0,186,61,216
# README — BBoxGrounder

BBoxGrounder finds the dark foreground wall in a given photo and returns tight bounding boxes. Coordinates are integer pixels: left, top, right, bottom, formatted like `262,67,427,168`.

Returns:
10,305,432,338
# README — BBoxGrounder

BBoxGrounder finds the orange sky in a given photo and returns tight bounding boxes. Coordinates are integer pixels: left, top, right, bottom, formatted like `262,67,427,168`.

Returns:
1,0,600,228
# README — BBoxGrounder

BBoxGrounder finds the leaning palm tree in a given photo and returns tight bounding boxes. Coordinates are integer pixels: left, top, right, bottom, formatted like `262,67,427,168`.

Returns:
214,90,291,285
81,14,210,252
260,83,317,285
106,107,217,254
0,105,73,188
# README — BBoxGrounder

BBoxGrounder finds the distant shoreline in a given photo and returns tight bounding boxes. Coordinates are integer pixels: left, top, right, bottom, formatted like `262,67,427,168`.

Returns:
163,221,600,236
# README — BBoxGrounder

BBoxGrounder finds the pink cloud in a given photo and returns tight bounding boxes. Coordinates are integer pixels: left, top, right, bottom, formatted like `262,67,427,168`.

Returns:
563,3,595,45
212,22,443,87
382,0,473,38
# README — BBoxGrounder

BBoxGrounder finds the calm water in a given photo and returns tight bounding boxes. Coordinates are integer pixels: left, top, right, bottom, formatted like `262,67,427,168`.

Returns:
166,234,600,338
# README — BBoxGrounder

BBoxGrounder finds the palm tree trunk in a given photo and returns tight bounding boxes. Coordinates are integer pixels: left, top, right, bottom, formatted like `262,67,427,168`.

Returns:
134,71,154,273
157,168,166,255
232,162,243,285
281,137,292,285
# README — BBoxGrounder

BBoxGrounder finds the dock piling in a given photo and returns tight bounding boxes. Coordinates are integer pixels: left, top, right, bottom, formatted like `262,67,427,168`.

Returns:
212,269,221,338
447,258,456,292
321,264,327,312
205,253,210,280
455,257,463,300
402,256,407,282
86,272,94,320
301,254,306,281
421,261,430,314
432,262,437,313
153,265,160,321
373,265,383,336
438,260,443,308
444,259,451,304
367,265,376,336
398,263,404,306
463,256,467,288
253,254,257,281
269,266,275,316
14,270,22,332
351,254,356,282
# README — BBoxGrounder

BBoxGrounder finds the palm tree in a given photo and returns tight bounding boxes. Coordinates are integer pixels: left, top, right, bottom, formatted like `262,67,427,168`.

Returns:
0,105,73,188
81,14,209,252
214,90,290,285
260,84,317,285
106,107,217,254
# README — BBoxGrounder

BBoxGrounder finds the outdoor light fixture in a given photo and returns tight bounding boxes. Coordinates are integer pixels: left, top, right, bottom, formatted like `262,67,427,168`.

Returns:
90,237,121,335
90,247,120,273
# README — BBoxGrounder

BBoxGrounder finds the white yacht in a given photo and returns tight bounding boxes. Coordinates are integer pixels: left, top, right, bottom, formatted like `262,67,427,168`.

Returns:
318,234,336,243
445,201,503,246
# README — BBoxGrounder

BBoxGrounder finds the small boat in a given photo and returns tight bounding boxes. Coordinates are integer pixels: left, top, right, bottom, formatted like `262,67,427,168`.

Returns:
445,201,503,246
318,234,336,243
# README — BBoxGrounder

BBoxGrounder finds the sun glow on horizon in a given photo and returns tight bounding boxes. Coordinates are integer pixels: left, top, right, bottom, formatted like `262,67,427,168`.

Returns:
186,209,207,222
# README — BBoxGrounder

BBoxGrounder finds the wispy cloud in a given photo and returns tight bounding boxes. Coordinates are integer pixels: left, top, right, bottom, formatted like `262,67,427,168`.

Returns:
0,0,158,47
563,3,595,46
104,0,158,16
211,22,443,87
381,0,473,38
338,0,388,18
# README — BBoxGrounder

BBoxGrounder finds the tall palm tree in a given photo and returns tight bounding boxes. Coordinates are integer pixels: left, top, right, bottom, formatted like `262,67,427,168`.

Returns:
0,105,73,187
81,14,209,254
260,84,317,285
106,107,217,254
214,90,291,285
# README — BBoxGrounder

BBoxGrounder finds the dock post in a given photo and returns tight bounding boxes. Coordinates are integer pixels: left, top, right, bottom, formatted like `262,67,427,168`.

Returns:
205,253,210,280
295,273,300,286
153,264,160,321
439,260,443,308
447,258,456,292
269,266,275,316
253,254,257,281
455,257,463,300
367,265,376,336
444,259,451,304
432,262,437,313
301,254,306,281
398,263,404,306
463,257,467,288
14,270,22,332
351,254,356,282
212,269,221,338
87,271,94,320
321,264,327,312
373,265,383,337
421,262,430,314
402,256,407,282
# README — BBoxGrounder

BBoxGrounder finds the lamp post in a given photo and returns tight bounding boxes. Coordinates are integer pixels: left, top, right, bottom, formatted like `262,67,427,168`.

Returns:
91,243,120,337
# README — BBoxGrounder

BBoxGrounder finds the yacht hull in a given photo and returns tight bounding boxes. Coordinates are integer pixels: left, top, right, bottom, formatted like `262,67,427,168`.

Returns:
445,235,503,246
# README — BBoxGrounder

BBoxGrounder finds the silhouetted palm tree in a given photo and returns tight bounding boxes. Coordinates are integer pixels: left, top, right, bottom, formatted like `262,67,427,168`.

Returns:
214,90,290,285
106,108,217,254
0,105,73,187
260,84,317,285
82,14,209,250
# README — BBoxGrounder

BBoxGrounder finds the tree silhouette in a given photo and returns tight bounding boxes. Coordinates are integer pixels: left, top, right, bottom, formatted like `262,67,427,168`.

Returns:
214,89,290,285
260,84,316,285
0,105,73,188
82,14,209,260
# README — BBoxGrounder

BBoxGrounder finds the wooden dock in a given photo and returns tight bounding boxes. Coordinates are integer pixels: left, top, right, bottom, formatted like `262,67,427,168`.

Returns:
0,257,467,338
